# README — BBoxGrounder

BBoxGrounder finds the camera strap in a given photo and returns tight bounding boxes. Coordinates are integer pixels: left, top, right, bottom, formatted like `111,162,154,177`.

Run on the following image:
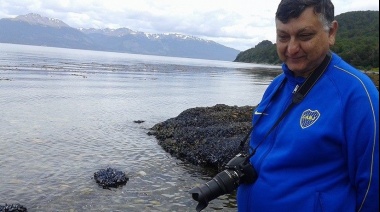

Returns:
239,52,332,154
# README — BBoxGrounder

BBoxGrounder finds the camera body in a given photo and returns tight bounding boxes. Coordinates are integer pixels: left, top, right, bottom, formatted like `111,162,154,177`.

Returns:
224,153,257,185
189,153,257,212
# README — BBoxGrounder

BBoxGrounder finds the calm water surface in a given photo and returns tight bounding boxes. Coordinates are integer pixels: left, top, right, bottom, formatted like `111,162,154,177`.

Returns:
0,43,281,211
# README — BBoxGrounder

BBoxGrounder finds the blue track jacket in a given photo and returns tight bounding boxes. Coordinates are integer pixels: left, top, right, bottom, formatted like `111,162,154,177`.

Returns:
237,52,379,211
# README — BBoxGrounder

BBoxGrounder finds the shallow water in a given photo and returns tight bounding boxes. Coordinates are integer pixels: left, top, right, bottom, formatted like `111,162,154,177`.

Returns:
0,43,281,211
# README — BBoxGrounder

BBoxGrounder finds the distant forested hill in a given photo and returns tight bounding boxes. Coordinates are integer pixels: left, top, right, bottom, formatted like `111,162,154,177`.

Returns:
234,11,379,70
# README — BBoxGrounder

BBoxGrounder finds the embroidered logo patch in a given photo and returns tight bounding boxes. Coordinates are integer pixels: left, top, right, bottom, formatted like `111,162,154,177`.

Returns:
300,109,320,129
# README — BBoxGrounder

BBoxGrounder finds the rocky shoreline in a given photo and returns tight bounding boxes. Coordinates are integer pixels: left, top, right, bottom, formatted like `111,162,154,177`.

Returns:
148,104,254,171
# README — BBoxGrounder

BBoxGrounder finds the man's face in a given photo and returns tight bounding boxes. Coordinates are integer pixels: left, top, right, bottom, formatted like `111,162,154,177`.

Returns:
275,7,337,77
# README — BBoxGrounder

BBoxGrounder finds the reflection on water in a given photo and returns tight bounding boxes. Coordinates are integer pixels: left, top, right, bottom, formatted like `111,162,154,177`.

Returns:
0,43,281,211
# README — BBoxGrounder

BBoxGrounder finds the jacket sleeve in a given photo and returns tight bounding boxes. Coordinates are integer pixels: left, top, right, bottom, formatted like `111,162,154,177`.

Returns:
344,81,379,212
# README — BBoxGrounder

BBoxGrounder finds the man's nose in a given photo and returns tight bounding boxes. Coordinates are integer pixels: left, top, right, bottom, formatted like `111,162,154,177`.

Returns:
287,38,300,55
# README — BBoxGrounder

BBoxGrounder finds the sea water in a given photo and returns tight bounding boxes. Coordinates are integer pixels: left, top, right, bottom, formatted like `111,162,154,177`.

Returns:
0,43,281,211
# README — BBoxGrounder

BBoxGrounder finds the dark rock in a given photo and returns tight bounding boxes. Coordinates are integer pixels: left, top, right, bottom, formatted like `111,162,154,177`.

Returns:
0,204,27,212
148,104,255,171
94,167,129,189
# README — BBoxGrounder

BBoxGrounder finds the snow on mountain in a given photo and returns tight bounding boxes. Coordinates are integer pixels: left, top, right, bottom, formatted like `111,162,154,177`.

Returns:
80,27,136,37
81,28,210,43
13,13,69,28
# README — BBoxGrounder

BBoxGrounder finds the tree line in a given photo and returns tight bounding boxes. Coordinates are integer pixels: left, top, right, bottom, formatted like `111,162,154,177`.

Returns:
234,11,379,71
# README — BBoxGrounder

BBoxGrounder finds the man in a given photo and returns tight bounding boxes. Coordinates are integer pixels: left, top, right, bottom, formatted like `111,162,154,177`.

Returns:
237,0,379,211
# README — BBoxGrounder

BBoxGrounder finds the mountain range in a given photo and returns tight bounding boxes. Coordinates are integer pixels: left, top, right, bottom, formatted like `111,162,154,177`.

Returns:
0,13,240,61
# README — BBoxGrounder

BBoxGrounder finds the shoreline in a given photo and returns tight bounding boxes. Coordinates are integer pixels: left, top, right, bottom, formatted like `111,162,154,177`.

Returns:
148,104,254,171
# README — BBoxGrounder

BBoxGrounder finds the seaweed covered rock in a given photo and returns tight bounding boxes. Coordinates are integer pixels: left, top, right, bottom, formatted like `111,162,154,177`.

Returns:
0,204,27,212
148,104,255,171
94,167,129,189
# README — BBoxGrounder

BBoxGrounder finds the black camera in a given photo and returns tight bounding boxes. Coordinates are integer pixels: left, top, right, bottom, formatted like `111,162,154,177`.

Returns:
189,153,257,211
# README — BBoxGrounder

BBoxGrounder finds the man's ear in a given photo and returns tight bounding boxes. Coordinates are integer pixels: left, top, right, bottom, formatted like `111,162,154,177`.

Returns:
329,20,338,46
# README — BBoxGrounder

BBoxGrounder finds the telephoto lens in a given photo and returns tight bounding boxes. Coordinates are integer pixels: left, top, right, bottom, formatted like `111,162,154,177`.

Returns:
189,153,257,212
189,169,240,211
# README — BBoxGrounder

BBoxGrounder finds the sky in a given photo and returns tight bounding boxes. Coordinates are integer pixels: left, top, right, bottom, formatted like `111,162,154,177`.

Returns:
0,0,378,51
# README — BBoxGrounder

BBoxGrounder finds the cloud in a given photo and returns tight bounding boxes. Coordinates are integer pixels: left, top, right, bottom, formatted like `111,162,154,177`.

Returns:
334,0,379,15
0,0,378,51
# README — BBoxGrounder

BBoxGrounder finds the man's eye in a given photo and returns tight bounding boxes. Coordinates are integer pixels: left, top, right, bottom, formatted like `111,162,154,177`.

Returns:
277,35,289,42
299,34,313,40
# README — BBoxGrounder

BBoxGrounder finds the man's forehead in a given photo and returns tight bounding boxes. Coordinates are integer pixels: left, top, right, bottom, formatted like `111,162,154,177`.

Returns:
275,7,322,30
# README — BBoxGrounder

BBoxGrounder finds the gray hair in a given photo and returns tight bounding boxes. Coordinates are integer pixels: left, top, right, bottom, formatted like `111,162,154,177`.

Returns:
275,0,335,31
